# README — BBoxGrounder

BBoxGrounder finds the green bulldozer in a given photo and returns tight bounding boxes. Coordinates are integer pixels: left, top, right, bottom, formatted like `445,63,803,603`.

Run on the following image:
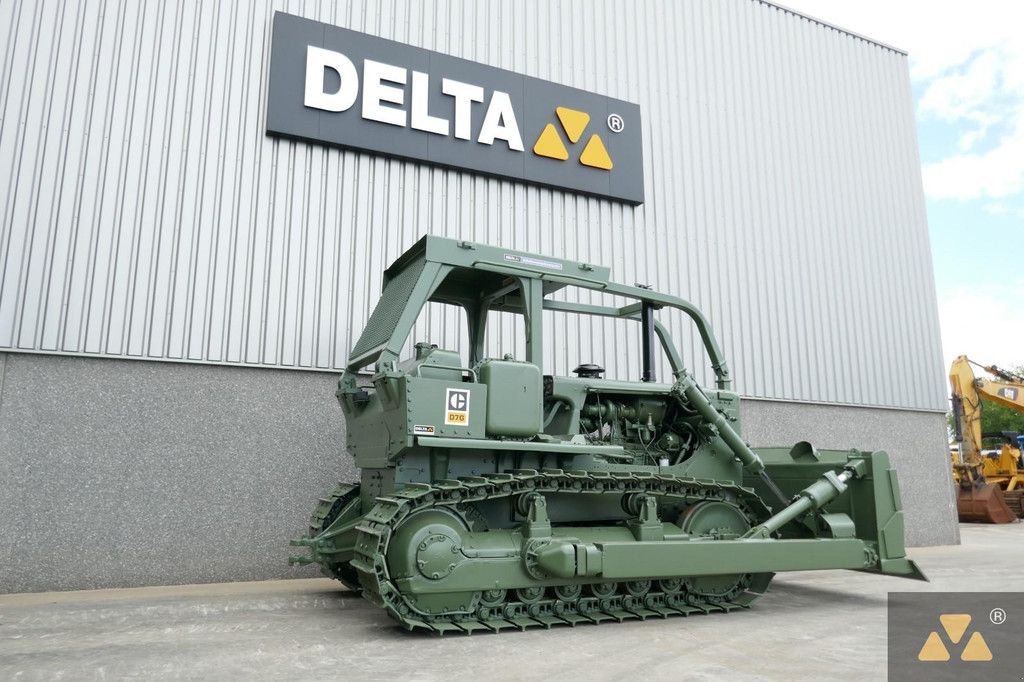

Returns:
290,236,926,634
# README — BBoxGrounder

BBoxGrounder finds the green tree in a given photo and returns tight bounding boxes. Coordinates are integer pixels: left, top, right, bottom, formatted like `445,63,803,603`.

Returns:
978,401,1024,439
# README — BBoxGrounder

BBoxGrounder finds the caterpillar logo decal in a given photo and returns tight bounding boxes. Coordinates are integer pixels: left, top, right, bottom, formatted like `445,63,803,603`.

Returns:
533,107,613,170
266,12,644,203
444,388,470,426
917,614,993,662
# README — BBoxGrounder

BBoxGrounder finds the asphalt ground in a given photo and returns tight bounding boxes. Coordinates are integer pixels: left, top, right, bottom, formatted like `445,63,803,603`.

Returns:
2,523,1022,681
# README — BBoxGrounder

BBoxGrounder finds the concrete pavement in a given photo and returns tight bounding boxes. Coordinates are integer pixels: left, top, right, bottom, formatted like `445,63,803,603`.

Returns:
2,523,1023,681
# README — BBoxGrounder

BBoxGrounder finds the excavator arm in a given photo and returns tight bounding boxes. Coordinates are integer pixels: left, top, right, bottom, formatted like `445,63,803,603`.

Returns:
975,367,1024,411
949,355,1024,523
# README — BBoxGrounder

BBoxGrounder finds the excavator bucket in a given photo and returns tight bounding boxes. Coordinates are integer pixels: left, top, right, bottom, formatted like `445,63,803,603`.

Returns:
956,484,1016,524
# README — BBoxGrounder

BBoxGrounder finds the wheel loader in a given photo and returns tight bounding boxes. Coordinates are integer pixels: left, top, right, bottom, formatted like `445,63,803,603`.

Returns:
290,236,925,634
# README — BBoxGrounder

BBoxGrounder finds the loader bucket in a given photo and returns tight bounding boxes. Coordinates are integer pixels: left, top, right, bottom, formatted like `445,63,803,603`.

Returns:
956,483,1016,524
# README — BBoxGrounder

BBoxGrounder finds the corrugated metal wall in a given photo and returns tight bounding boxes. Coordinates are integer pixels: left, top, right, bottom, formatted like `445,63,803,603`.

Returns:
0,0,947,410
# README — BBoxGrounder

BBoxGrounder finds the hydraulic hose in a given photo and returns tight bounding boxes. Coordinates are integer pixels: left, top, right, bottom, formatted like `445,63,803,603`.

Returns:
671,369,789,507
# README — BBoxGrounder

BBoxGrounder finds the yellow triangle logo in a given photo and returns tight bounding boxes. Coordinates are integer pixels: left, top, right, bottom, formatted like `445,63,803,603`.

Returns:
579,134,613,170
555,107,590,144
939,614,971,644
917,631,950,661
533,123,569,160
961,632,993,661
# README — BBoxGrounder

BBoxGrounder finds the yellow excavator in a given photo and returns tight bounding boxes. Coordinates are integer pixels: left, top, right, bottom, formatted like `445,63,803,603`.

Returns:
949,355,1024,523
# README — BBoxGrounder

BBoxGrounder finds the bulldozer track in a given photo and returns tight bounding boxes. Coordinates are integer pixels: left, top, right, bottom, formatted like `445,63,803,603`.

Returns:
350,469,774,634
309,482,362,591
1004,489,1024,518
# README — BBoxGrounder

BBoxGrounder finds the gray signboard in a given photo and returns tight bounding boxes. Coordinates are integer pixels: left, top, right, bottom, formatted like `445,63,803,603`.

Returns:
266,12,644,204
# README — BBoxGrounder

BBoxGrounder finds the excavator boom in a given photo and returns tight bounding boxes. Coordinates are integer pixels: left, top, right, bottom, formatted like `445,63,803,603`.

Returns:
949,355,1024,523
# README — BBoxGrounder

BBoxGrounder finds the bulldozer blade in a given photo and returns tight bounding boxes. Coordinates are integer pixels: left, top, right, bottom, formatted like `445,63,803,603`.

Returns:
956,484,1016,524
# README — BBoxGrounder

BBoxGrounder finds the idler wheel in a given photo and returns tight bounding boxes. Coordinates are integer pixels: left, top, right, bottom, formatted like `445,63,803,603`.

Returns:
677,500,767,601
310,485,362,593
389,508,468,585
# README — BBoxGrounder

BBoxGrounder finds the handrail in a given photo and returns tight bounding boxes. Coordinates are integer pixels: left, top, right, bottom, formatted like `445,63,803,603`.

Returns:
408,364,479,382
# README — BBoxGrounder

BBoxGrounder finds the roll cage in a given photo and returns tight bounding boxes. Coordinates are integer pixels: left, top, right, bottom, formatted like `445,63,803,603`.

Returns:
346,236,732,390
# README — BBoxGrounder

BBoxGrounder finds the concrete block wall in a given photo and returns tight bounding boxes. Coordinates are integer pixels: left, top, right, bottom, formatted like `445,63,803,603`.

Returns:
0,352,956,593
741,398,959,548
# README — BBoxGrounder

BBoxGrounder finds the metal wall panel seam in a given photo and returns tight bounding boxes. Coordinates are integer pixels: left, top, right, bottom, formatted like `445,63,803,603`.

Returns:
123,0,164,357
60,0,106,351
815,21,843,402
831,26,864,401
752,1,783,399
871,49,914,407
822,33,858,405
20,0,65,346
731,0,759,399
0,0,29,347
194,0,229,363
89,0,131,355
100,2,144,356
851,44,889,406
769,5,801,400
810,20,843,404
4,1,50,348
33,0,83,352
747,3,775,398
162,0,202,360
892,50,947,409
32,1,73,349
894,50,945,409
786,11,811,399
836,35,877,406
863,46,904,407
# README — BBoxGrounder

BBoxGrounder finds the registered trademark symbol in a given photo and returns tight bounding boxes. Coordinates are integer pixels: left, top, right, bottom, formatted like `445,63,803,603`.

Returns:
990,607,1006,625
607,113,624,133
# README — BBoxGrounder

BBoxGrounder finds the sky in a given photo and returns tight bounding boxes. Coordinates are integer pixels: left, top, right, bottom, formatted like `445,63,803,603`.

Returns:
778,0,1024,372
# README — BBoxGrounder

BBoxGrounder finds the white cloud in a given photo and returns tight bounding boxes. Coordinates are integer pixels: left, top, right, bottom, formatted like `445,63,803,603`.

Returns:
777,0,1024,201
918,44,1024,199
938,282,1024,373
775,1,1023,77
921,138,1024,200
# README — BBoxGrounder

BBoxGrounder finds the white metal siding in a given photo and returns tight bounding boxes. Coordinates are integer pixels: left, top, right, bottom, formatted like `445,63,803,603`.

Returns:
0,0,947,410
